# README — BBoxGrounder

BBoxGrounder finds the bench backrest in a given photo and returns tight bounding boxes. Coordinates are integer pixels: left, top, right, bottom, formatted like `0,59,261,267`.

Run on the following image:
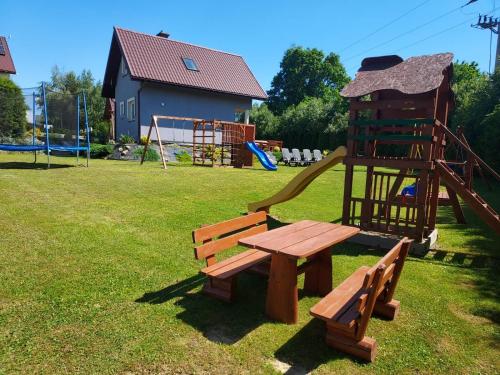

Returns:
292,148,302,161
303,149,313,161
282,148,292,160
355,238,411,340
192,211,268,266
313,149,322,161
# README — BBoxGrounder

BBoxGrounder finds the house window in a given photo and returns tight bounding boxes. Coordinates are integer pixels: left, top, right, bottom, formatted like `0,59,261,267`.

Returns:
127,98,136,121
121,60,128,75
182,57,198,71
119,101,125,117
234,110,245,123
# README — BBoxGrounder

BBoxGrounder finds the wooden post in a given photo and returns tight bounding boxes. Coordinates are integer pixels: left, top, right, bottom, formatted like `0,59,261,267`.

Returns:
140,116,154,165
265,254,298,324
153,116,167,169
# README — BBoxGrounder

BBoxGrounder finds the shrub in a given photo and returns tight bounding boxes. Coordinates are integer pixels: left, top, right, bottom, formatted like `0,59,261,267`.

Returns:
273,151,282,162
92,120,111,144
89,143,114,158
175,150,192,162
273,146,281,152
133,146,160,162
0,77,28,140
139,135,151,145
119,134,135,144
323,149,330,156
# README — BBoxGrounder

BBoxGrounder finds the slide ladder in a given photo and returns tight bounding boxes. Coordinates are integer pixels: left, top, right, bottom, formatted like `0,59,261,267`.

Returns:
248,146,346,212
436,160,500,234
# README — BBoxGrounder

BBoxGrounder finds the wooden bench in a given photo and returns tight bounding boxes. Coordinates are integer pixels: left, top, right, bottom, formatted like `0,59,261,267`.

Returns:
192,211,270,302
310,238,412,362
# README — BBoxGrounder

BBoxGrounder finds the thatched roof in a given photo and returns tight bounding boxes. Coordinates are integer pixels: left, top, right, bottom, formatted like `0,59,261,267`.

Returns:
341,53,453,98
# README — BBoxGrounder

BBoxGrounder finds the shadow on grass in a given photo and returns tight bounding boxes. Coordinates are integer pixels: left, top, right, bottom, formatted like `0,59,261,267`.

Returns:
0,161,75,169
273,319,366,373
175,274,269,344
136,273,270,344
135,274,205,304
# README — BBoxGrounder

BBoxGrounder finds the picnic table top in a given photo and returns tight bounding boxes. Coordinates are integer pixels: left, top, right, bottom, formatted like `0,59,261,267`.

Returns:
239,220,360,259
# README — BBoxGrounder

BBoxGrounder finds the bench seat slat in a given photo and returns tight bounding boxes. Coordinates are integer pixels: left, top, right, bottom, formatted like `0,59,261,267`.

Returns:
201,249,271,279
310,266,369,321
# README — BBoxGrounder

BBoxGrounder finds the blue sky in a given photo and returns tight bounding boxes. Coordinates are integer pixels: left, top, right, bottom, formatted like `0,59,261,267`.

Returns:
1,0,498,90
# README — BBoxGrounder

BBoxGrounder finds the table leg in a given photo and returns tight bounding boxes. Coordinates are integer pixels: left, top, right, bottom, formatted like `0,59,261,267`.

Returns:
265,253,298,324
304,247,332,296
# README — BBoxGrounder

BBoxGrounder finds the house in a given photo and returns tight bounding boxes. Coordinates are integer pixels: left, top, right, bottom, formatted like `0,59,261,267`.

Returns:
102,27,267,142
0,36,16,78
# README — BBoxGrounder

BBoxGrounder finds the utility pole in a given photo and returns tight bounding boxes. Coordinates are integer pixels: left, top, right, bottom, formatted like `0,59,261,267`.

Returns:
472,14,500,73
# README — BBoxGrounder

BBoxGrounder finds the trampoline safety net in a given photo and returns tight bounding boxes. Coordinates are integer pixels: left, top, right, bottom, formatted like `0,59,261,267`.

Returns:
0,86,44,149
43,88,90,152
0,83,90,159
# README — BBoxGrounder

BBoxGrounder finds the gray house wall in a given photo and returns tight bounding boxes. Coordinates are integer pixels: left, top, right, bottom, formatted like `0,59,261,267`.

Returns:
115,58,140,139
138,83,252,143
113,54,253,143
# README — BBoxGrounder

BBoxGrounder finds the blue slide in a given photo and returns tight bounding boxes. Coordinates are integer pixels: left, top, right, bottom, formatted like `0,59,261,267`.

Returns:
245,142,277,171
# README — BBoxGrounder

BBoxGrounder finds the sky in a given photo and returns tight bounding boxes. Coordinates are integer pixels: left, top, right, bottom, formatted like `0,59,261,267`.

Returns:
1,0,498,91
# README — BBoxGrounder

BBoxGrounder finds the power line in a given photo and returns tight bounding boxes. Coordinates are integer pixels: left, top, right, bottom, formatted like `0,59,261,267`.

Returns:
338,0,432,53
345,7,500,72
342,4,466,63
395,17,477,52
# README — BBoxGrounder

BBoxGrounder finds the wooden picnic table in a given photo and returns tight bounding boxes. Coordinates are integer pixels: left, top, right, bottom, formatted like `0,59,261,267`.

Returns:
239,220,360,324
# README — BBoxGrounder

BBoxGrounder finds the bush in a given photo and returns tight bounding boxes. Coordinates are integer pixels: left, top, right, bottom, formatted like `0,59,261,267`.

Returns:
175,150,192,162
273,146,281,152
272,151,282,162
139,135,150,145
119,134,135,144
92,120,111,144
0,77,28,140
89,143,113,158
133,146,160,162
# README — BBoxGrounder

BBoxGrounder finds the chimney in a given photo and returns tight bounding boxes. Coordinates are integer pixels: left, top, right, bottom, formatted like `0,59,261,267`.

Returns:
156,30,170,38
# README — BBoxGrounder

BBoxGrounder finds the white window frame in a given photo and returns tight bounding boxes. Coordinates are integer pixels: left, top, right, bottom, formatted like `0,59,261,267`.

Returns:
121,60,128,75
119,101,125,117
127,97,136,121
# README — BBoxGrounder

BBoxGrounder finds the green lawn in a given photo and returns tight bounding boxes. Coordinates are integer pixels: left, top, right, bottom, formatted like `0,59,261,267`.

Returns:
0,153,498,374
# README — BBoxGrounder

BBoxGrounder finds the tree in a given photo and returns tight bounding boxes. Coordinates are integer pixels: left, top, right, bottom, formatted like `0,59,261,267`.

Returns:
0,77,28,140
278,97,348,150
249,103,279,139
267,47,350,115
451,61,500,169
450,61,489,139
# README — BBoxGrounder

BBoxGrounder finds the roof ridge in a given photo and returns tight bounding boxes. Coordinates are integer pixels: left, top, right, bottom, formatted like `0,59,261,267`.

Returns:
114,26,243,58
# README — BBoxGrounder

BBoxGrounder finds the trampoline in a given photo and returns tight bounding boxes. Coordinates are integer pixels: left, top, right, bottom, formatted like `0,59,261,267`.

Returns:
0,82,91,167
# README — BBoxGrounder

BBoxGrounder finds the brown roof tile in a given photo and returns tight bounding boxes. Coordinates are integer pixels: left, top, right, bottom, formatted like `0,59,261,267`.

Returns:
0,36,16,74
341,53,453,97
103,27,267,100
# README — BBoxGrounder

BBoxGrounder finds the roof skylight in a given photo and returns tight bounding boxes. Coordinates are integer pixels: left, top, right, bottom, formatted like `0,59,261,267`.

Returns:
182,57,198,71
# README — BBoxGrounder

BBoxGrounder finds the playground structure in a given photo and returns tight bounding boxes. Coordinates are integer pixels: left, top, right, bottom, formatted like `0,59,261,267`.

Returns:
248,146,346,212
245,141,277,171
0,82,91,167
248,53,499,247
192,119,255,168
140,115,256,169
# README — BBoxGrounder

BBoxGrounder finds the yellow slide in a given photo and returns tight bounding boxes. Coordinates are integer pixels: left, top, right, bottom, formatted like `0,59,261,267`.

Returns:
248,146,347,212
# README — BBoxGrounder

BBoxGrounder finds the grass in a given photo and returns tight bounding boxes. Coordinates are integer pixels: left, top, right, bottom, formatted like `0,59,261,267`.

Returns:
0,153,498,374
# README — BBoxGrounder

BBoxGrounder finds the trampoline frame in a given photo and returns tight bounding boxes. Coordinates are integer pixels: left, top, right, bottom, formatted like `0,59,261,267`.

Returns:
0,82,91,168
